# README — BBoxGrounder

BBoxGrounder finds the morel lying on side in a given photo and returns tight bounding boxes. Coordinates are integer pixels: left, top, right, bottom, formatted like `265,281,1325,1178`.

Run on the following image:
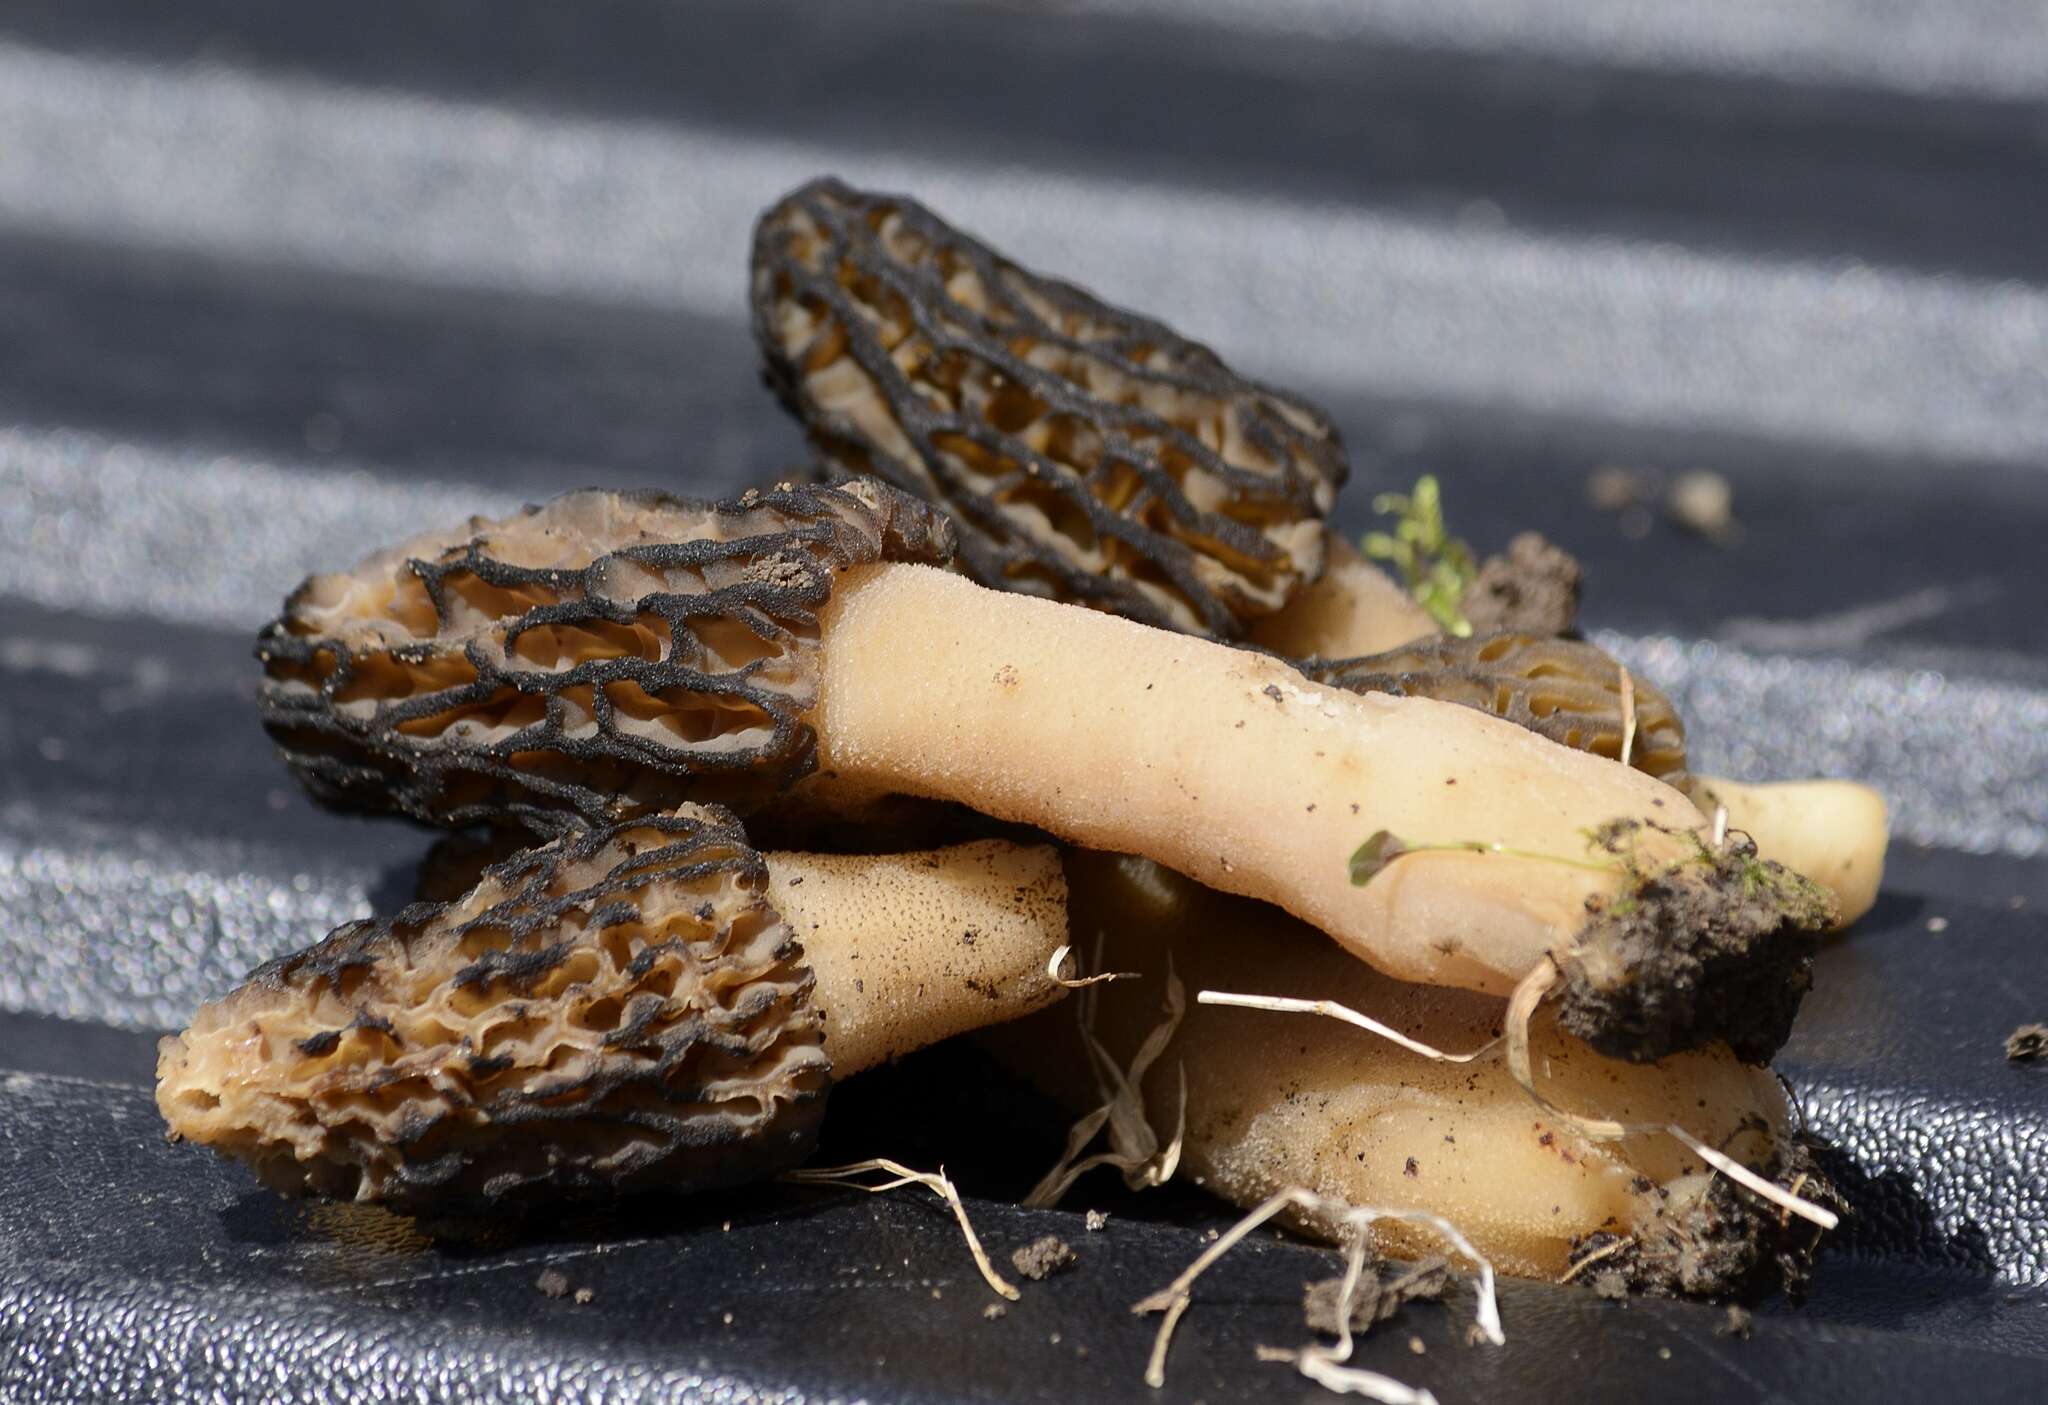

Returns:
157,806,1067,1214
985,853,1830,1297
1257,539,1888,926
257,482,1826,1064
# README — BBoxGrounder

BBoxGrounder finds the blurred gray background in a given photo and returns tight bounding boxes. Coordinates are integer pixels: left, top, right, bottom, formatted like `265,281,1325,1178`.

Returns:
2,0,2045,1025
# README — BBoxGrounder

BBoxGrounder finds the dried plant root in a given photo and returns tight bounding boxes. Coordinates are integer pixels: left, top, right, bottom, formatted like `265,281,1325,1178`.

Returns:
984,853,1829,1294
1023,955,1186,1208
783,1159,1020,1299
1502,961,1836,1230
1133,1186,1501,1397
158,812,1068,1214
1684,775,1888,927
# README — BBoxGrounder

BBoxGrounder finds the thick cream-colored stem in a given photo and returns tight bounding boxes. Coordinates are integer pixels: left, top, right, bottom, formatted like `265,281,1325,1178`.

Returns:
813,563,1703,996
983,855,1796,1281
1246,533,1438,659
1696,776,1887,927
768,841,1069,1076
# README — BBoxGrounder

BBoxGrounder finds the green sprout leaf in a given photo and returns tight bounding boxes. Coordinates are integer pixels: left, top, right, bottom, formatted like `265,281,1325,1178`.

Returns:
1360,474,1478,636
1348,829,1410,885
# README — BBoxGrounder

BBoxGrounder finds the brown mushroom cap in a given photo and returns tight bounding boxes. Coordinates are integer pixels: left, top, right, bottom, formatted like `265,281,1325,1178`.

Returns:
751,176,1347,638
155,804,828,1214
1300,631,1688,782
257,479,953,833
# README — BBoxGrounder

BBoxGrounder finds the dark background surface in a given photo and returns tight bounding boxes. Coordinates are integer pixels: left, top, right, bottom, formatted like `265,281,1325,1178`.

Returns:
3,2,2046,1400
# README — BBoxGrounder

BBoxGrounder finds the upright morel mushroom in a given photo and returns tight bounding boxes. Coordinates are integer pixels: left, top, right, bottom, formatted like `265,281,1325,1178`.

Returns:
158,805,1071,1213
260,483,1828,1063
751,177,1347,638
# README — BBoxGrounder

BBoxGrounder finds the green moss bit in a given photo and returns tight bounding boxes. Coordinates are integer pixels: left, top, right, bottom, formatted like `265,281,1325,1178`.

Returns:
1361,474,1478,637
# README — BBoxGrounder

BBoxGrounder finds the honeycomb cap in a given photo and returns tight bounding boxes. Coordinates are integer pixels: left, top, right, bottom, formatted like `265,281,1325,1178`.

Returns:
256,479,954,833
156,804,830,1214
752,176,1348,638
1302,632,1688,781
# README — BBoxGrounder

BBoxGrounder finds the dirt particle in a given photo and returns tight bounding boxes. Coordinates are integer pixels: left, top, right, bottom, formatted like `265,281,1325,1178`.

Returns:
1717,1305,1753,1339
982,1303,1008,1321
1408,1336,1426,1356
535,1269,570,1299
1403,1157,1419,1178
1667,471,1737,543
1927,915,1949,933
2006,1023,2048,1061
1085,1209,1109,1232
1591,1270,1630,1301
1010,1236,1077,1280
1460,532,1582,636
1303,1256,1449,1335
994,665,1021,689
573,1287,594,1305
1586,466,1647,512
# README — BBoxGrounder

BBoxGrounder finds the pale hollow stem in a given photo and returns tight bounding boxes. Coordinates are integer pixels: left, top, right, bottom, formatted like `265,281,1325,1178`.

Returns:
811,563,1707,998
1698,775,1888,927
981,853,1803,1282
1244,531,1438,660
1245,538,1889,931
767,841,1070,1077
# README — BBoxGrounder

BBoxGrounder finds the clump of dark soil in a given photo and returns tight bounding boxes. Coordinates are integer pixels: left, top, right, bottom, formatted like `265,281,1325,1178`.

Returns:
1564,1140,1840,1301
1461,532,1582,637
1302,1255,1450,1335
1010,1236,1077,1280
1560,824,1833,1064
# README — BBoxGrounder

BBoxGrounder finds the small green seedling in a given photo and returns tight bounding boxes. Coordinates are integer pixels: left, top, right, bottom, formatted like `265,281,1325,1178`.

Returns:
1361,475,1478,636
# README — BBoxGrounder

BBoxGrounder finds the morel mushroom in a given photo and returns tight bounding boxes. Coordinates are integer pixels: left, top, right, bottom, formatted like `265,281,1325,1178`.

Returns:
985,853,1827,1295
262,484,1826,1063
1245,534,1886,924
257,479,952,833
157,805,1068,1213
1302,631,1689,783
751,177,1346,638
